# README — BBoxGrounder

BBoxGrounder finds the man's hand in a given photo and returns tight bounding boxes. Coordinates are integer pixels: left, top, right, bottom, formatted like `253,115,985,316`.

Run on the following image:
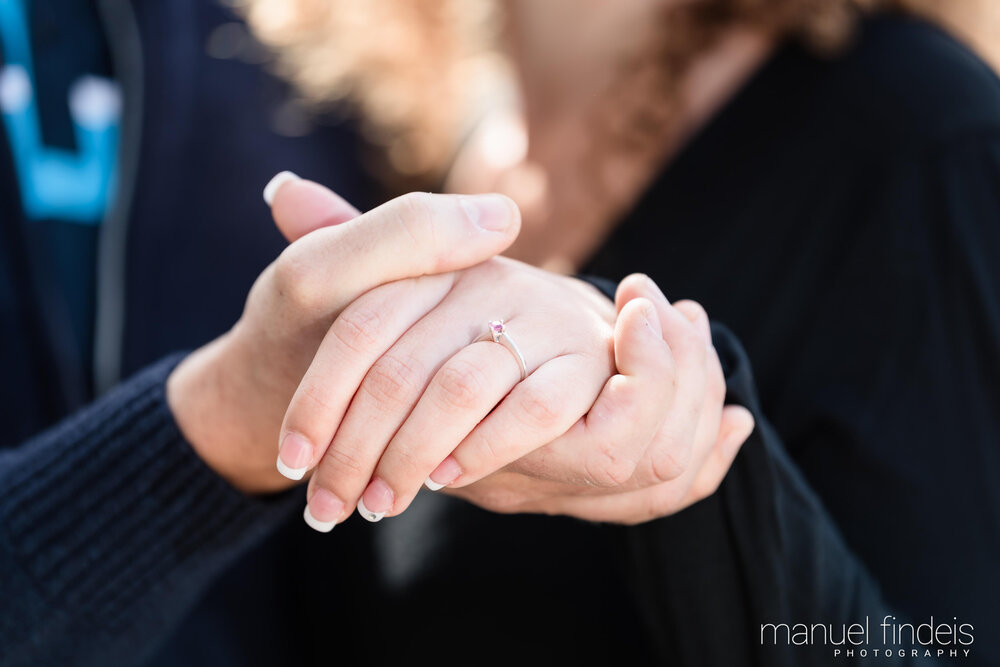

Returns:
166,174,521,493
445,275,756,524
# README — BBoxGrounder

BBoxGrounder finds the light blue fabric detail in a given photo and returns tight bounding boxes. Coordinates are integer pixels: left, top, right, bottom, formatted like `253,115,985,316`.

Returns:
0,0,119,224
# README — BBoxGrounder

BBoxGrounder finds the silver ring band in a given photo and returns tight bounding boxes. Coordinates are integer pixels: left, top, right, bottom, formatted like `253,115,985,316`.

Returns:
483,320,527,381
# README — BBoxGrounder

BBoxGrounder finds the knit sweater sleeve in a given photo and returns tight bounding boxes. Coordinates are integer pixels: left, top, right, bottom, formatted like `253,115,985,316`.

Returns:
576,275,936,665
616,324,917,666
0,354,299,667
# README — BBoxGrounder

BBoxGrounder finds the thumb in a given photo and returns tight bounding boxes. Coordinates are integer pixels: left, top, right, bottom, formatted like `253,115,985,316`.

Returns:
263,171,362,242
615,273,669,313
507,296,672,488
271,191,521,319
615,274,712,344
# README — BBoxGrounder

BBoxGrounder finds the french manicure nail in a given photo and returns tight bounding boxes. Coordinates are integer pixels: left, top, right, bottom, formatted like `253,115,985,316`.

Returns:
263,170,299,205
425,456,463,491
461,194,514,232
356,497,384,522
357,478,393,522
303,488,344,533
276,432,312,480
303,505,335,533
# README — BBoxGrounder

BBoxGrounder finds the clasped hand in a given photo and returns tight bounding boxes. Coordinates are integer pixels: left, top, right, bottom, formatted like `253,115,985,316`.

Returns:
167,176,753,528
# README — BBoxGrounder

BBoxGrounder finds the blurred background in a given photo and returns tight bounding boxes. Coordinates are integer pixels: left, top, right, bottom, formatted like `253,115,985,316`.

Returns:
219,0,1000,274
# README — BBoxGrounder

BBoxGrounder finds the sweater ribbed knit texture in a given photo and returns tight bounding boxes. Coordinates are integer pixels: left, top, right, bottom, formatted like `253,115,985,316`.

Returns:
0,354,299,666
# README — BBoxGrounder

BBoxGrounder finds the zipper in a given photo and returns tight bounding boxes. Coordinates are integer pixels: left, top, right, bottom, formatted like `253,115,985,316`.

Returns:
93,0,143,395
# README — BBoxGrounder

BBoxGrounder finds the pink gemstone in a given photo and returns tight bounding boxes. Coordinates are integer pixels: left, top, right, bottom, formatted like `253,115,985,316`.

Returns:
489,320,504,335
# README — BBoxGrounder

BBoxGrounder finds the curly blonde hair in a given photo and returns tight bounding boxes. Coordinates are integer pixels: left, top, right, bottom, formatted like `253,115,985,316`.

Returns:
240,0,886,183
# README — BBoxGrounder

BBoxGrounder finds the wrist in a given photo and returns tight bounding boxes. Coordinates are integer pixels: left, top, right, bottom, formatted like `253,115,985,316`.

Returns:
166,331,288,494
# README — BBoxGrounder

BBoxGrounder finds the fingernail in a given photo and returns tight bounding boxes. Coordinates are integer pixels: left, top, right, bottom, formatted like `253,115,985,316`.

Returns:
276,432,312,480
425,456,463,491
303,488,345,533
263,170,299,205
357,478,393,522
461,194,514,231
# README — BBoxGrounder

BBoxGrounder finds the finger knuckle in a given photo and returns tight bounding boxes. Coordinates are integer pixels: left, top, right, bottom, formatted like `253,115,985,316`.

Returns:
321,445,367,479
585,445,638,487
598,377,638,420
363,354,425,406
466,428,504,470
649,446,688,483
273,246,321,312
299,381,336,415
516,384,561,430
331,305,384,355
383,447,424,482
436,359,487,412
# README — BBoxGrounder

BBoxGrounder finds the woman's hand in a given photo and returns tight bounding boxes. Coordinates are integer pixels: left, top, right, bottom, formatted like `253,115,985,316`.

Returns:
280,256,623,529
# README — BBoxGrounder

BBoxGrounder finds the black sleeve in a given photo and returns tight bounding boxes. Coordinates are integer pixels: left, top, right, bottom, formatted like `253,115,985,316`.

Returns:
577,275,943,665
705,130,1000,667
580,122,1000,665
619,324,937,666
0,355,300,666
